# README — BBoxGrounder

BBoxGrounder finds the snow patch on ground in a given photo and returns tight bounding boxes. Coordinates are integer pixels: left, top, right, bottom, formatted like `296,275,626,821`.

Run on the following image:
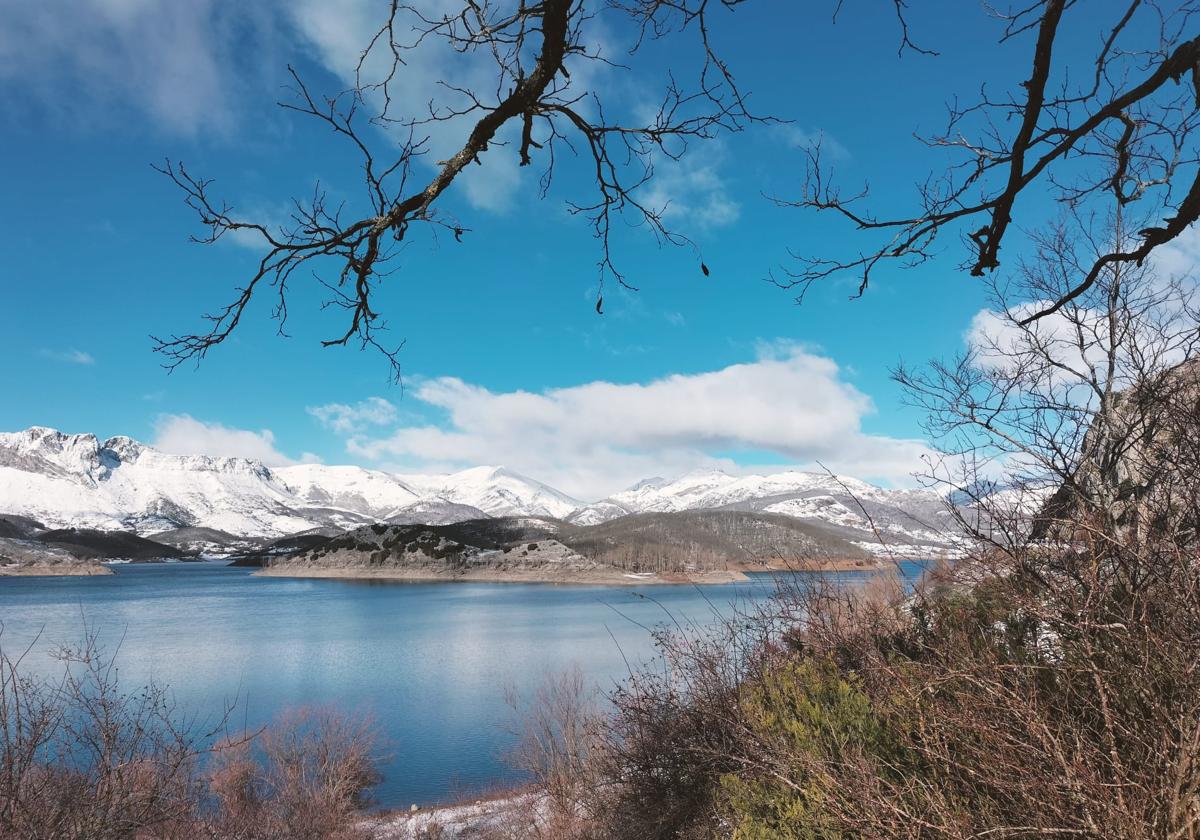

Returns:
366,792,546,839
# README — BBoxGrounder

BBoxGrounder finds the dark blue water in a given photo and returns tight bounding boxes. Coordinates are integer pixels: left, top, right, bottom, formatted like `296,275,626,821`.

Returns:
0,562,922,806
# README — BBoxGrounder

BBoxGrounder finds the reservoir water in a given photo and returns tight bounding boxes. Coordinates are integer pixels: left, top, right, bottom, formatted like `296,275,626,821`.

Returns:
0,561,921,807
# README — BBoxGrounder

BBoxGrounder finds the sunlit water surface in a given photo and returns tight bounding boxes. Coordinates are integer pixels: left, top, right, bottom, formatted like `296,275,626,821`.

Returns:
0,562,923,806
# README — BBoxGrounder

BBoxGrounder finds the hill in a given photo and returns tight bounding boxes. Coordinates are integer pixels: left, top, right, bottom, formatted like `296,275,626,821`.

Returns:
253,510,882,584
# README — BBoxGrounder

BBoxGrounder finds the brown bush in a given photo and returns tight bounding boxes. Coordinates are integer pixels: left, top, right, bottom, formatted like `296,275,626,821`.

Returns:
506,666,600,822
0,631,207,839
0,631,382,840
543,526,1200,840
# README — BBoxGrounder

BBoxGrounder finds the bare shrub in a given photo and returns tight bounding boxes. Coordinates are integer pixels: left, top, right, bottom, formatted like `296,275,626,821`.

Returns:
558,217,1200,838
554,519,1200,838
209,706,381,840
506,666,600,825
0,630,212,840
588,615,780,840
0,630,382,840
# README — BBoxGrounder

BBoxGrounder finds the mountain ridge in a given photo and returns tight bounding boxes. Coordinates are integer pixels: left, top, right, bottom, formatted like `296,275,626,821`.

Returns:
0,426,960,555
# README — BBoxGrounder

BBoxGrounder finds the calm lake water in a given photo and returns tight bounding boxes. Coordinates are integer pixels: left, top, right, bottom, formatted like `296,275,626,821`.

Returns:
0,561,922,807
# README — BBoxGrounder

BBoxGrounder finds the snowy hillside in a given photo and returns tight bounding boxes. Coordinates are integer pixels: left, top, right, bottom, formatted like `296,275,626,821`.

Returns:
571,469,960,554
0,427,960,553
0,427,317,536
274,464,422,518
393,466,582,520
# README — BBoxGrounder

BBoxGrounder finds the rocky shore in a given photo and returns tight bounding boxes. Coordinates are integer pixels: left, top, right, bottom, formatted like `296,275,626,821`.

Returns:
0,537,113,576
0,562,112,576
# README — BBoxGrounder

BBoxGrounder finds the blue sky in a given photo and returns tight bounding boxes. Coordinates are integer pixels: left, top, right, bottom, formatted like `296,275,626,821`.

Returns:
0,2,1105,498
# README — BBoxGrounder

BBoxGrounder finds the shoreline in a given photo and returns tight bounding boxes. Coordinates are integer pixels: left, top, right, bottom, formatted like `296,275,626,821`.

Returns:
254,565,753,585
364,786,542,839
253,556,889,585
749,557,888,573
0,564,113,577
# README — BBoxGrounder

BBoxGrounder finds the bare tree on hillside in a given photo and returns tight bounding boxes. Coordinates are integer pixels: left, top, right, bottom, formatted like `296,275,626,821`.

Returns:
894,210,1200,552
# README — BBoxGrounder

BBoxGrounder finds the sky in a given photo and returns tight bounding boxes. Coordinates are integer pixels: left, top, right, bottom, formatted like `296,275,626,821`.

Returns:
0,1,1131,500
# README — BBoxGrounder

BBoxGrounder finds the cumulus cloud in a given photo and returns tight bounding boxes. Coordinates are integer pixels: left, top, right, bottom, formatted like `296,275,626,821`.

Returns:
966,237,1200,384
307,397,397,435
153,414,318,467
335,345,932,499
39,348,95,365
965,301,1111,375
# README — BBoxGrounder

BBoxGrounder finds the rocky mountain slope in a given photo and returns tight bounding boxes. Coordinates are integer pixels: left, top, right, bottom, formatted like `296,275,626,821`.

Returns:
0,427,960,557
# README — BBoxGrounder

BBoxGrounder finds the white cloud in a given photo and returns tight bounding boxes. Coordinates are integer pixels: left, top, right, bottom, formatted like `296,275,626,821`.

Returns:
1148,223,1200,281
772,124,850,160
285,0,542,213
337,345,932,499
153,414,317,467
39,348,95,365
966,251,1199,388
640,143,740,229
966,302,1109,375
0,1,277,136
307,397,397,435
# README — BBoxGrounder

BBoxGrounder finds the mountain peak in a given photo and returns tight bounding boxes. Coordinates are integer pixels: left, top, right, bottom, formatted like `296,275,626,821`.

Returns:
101,435,145,463
12,426,97,449
680,467,728,478
452,465,509,480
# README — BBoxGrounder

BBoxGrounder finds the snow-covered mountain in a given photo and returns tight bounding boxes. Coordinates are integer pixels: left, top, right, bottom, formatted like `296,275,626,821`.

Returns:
0,427,959,554
0,427,321,536
389,466,582,520
569,469,959,555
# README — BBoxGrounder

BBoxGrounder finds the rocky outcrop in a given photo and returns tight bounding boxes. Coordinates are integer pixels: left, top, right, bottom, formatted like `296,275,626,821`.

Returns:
1036,359,1200,543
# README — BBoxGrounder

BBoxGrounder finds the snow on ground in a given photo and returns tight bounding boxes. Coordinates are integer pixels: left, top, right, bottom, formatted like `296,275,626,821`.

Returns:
366,792,546,839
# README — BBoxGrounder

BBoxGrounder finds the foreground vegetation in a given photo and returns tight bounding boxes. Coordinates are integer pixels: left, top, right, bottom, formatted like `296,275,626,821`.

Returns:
463,527,1196,839
0,632,380,840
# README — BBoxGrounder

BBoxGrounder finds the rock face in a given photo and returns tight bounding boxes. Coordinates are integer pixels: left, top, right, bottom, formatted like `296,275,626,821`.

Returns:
0,426,961,556
1036,359,1200,542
